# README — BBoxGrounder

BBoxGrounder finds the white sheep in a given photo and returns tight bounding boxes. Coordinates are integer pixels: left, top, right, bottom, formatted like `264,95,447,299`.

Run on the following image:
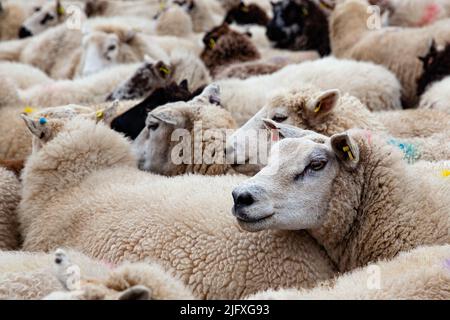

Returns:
419,76,450,113
231,128,450,273
330,0,450,106
226,85,450,175
17,115,337,299
0,166,20,250
0,249,193,300
248,245,450,300
216,57,402,125
133,84,237,176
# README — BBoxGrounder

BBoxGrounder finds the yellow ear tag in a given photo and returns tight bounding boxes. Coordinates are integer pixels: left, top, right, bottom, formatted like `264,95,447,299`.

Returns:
159,1,166,10
209,38,216,49
96,110,104,119
343,145,354,161
302,7,309,15
23,106,35,114
314,102,321,113
159,66,170,75
241,6,249,12
57,6,65,15
441,169,450,177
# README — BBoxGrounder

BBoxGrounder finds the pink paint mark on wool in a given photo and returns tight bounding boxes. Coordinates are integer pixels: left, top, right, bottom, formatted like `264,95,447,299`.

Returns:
102,260,116,270
417,3,441,27
363,130,373,146
271,129,280,142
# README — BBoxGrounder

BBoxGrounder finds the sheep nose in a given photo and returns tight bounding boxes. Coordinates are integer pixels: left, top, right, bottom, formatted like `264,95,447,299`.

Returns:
19,26,32,38
232,190,255,208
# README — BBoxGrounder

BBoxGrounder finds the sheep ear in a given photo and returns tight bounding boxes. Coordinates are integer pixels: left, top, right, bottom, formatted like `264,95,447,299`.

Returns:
330,132,360,170
262,119,319,139
155,61,171,79
124,30,137,44
306,89,340,120
118,285,151,300
21,114,51,140
96,101,120,124
151,112,179,126
56,0,65,17
193,84,221,106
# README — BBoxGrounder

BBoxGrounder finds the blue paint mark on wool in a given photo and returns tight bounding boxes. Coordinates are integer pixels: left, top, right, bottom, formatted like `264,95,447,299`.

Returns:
387,138,421,164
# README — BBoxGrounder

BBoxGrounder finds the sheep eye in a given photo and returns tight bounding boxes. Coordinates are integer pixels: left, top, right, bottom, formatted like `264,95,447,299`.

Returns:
147,123,159,131
34,7,41,12
107,44,117,51
271,114,288,123
310,160,327,171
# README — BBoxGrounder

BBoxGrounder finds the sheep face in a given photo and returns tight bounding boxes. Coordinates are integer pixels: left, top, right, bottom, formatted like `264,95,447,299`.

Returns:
110,81,193,140
231,131,360,232
20,105,99,152
19,1,65,38
226,87,340,175
79,29,139,77
133,84,236,175
107,61,172,102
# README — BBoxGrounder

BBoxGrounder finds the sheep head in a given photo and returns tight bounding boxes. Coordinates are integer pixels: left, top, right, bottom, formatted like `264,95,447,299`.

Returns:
231,129,362,232
266,0,330,56
107,60,173,101
201,23,260,75
110,80,195,140
417,40,450,97
19,0,67,38
133,84,237,176
226,86,340,175
78,26,141,77
224,2,270,26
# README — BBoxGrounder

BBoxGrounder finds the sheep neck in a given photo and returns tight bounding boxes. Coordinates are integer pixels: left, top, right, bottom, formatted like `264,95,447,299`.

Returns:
310,135,450,272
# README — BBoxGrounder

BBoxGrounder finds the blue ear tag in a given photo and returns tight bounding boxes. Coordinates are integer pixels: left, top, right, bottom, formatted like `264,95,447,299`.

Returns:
39,117,48,125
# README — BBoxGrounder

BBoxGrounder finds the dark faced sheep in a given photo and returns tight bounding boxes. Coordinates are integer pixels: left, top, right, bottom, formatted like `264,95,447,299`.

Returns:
224,1,269,26
417,41,450,97
110,80,197,140
266,0,330,56
201,23,260,77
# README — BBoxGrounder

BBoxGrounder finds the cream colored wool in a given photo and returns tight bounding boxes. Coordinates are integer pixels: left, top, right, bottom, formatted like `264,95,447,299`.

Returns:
419,76,450,114
387,0,450,27
0,167,20,250
217,57,401,125
0,249,193,300
248,245,450,300
0,62,52,90
330,0,450,106
18,118,337,299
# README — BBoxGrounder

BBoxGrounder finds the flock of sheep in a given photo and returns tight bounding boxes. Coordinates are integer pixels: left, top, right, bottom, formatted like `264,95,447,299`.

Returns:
0,0,449,300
